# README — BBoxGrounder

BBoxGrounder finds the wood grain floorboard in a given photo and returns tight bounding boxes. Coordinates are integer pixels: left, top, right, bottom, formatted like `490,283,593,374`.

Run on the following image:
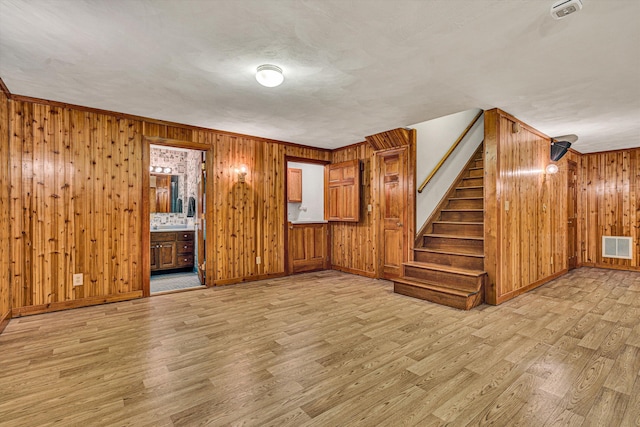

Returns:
0,267,638,426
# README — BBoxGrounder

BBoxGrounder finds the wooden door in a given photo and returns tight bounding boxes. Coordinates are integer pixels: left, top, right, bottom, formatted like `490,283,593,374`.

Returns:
567,160,578,270
197,152,206,285
288,223,328,274
378,148,407,279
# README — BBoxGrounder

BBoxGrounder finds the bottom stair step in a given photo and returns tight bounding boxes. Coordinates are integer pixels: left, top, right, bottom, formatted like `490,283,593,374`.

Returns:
393,277,484,310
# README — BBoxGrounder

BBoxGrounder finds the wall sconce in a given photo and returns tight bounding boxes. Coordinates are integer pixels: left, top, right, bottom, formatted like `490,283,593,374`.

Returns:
545,164,559,174
233,165,248,183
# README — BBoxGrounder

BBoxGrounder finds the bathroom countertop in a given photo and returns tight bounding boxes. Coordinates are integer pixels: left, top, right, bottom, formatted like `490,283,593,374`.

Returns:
289,220,328,224
151,227,196,232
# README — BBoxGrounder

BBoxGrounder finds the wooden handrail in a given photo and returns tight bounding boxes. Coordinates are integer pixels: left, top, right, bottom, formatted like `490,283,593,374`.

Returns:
417,110,483,193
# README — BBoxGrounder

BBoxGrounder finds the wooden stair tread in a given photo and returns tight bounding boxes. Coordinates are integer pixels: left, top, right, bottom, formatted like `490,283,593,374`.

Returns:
414,248,484,258
456,185,484,189
447,197,483,200
441,209,484,212
424,233,484,241
394,277,480,297
468,167,484,170
433,221,483,225
404,261,485,277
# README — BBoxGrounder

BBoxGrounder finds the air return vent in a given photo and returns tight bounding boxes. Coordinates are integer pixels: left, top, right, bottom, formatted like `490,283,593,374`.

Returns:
602,236,633,259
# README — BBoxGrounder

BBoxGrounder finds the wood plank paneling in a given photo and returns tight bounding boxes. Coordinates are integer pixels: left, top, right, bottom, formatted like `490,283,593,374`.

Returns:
4,93,329,317
330,143,378,277
580,149,640,270
365,128,411,151
0,89,10,332
484,109,570,304
10,101,144,315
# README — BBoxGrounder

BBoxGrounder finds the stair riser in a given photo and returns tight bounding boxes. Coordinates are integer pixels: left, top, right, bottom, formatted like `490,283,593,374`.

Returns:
403,265,481,292
455,187,483,197
394,282,482,310
474,160,483,168
461,177,484,187
447,199,484,209
413,251,484,270
468,168,484,178
440,210,484,222
423,236,484,254
432,222,483,237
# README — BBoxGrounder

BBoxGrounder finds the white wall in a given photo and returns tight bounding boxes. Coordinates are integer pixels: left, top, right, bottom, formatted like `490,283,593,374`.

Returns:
410,108,484,231
287,161,325,222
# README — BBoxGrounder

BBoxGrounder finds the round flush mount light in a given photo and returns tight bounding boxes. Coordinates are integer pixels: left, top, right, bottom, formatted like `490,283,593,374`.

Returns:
256,64,284,87
546,164,559,174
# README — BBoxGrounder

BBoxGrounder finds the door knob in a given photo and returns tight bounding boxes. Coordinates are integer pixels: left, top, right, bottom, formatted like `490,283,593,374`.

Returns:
397,222,403,227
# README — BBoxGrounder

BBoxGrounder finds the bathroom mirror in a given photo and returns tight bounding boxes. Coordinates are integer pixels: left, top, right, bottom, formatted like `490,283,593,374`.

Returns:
150,173,184,213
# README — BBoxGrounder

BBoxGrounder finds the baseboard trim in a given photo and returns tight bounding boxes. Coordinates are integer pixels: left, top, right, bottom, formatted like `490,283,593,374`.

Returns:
494,269,568,305
213,272,286,286
11,291,144,317
579,262,640,272
331,265,377,278
0,310,11,334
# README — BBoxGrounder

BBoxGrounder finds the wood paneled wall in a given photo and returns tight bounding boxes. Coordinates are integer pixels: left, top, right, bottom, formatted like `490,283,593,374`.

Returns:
579,148,640,270
484,109,574,304
10,101,144,315
7,94,330,316
330,143,379,277
0,89,10,331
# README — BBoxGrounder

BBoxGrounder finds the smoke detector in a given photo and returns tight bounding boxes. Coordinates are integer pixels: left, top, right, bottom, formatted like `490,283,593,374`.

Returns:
550,0,583,20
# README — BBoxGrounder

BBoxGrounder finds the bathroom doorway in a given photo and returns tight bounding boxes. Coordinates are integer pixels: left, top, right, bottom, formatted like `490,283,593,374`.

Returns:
142,137,214,296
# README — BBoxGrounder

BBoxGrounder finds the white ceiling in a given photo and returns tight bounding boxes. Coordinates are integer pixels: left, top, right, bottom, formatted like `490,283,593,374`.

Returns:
1,0,639,152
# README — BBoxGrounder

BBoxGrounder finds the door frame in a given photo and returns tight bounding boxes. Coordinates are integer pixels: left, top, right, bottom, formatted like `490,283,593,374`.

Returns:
142,136,215,297
283,156,331,275
375,143,416,279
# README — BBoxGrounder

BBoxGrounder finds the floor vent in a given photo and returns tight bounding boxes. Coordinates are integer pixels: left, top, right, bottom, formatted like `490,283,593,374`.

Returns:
602,236,633,259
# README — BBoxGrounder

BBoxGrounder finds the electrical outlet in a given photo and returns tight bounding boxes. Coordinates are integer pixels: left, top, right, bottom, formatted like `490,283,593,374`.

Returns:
505,201,509,211
73,273,83,287
367,204,372,212
256,256,261,265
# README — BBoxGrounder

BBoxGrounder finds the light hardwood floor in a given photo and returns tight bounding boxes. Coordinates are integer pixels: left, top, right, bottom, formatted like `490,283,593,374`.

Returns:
0,268,638,426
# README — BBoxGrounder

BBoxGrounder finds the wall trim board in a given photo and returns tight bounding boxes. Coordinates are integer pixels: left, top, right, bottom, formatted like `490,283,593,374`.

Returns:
331,265,377,278
491,108,551,140
9,93,330,153
483,109,500,305
0,78,11,99
580,146,640,156
332,141,368,153
579,262,640,272
0,310,10,333
494,269,568,305
10,291,144,317
213,272,287,286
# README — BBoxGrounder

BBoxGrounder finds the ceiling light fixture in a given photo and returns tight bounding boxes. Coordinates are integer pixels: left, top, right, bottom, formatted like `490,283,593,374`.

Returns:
256,64,284,87
546,164,559,174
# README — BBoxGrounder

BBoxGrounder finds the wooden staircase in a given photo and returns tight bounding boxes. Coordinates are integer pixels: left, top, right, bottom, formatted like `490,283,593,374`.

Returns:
394,144,487,310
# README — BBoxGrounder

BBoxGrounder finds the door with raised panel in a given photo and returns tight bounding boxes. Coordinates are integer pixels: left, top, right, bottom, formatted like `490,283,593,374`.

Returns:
378,148,408,279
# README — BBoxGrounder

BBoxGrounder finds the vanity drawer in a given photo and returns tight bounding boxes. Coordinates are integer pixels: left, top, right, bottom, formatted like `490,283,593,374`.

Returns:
176,255,194,267
177,231,194,241
177,241,194,254
151,232,176,242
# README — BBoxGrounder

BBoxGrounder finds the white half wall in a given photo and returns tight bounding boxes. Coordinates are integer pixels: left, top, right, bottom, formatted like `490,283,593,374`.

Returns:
410,108,484,232
287,161,325,222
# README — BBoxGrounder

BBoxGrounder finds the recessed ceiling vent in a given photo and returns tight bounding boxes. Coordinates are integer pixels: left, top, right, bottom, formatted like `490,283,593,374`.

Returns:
550,0,583,20
602,236,633,260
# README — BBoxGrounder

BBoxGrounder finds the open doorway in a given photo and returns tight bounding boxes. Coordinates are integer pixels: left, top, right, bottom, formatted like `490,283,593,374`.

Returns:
149,145,205,294
142,137,214,297
285,157,331,274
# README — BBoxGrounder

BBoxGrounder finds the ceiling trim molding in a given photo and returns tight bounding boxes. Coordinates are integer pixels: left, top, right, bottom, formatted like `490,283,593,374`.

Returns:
9,93,331,153
0,78,12,99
